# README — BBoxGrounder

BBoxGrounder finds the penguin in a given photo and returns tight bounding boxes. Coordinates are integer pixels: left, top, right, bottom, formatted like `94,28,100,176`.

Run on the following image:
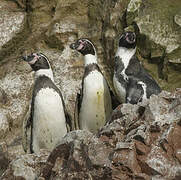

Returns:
126,79,147,104
70,38,112,133
22,53,71,153
113,31,161,104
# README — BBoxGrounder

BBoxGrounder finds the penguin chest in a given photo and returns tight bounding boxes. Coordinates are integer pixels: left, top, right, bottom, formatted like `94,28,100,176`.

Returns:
32,88,67,153
79,71,112,133
113,74,126,103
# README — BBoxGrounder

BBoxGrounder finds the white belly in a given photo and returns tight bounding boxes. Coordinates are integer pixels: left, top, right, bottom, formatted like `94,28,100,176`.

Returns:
79,71,112,133
113,74,126,103
32,88,67,153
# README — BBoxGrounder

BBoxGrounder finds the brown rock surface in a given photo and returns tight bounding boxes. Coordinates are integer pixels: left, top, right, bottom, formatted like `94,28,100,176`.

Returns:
2,89,181,179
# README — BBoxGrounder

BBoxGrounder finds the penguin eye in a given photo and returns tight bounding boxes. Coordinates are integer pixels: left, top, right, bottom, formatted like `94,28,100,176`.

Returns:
38,56,43,61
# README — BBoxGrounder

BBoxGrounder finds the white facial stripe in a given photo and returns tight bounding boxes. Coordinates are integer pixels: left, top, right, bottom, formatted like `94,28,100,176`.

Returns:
119,34,124,41
39,53,48,61
138,81,146,87
38,53,52,70
82,39,97,55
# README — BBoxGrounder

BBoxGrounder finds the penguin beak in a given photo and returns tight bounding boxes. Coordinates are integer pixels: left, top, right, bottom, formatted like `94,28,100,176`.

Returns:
70,42,77,50
70,40,84,50
70,41,85,51
21,55,28,61
21,54,35,62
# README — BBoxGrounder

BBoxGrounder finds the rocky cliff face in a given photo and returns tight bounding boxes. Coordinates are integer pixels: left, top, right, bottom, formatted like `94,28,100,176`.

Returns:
0,0,181,178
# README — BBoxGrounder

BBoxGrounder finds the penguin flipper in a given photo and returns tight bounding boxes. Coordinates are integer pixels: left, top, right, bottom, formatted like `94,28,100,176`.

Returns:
74,90,82,130
110,89,121,110
22,102,32,153
59,93,72,132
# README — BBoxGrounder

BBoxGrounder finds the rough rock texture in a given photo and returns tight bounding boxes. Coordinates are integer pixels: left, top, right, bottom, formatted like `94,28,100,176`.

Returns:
126,0,181,90
1,150,49,180
0,0,181,177
0,112,9,138
0,142,9,176
0,0,28,60
2,89,181,179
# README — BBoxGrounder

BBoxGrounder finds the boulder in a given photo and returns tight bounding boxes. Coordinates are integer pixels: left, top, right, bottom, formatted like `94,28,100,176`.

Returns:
2,89,181,179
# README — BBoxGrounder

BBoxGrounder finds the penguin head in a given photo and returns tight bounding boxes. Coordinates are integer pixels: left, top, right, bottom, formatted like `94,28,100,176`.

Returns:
118,31,136,49
70,38,96,56
22,53,50,71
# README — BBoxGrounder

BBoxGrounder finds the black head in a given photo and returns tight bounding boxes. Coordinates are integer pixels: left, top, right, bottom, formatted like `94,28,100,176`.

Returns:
119,31,136,49
22,53,50,71
70,38,96,56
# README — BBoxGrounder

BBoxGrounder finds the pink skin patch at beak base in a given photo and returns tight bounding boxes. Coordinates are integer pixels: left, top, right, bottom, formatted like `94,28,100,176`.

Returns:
28,53,39,65
77,41,85,50
126,33,135,44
